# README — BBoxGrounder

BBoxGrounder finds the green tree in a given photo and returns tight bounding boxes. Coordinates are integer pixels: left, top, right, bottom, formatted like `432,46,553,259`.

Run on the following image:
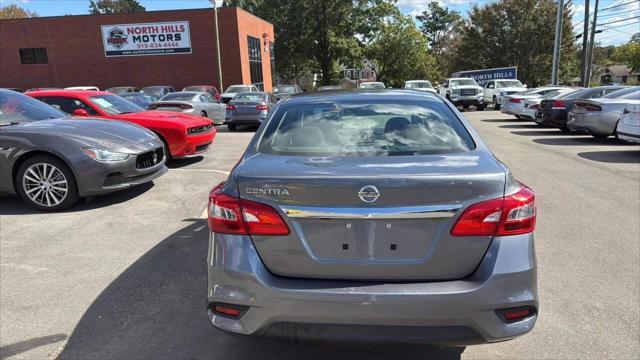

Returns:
0,4,38,19
89,0,145,14
415,1,462,81
367,14,438,87
451,0,578,86
612,41,640,72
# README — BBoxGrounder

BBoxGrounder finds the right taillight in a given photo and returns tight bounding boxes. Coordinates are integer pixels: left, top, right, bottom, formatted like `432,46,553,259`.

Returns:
551,100,566,109
509,98,522,103
574,101,601,111
451,184,536,237
208,183,290,236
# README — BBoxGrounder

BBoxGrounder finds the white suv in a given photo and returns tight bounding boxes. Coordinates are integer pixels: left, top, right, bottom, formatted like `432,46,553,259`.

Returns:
483,79,527,110
438,78,484,110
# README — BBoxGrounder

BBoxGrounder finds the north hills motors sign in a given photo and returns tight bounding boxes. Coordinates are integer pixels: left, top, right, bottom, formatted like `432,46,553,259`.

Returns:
101,21,192,57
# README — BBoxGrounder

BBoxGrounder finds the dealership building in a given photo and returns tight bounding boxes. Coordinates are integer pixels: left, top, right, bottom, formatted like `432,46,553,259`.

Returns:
0,7,274,92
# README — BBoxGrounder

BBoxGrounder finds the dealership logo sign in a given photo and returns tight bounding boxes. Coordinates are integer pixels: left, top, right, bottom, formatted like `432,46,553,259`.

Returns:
106,27,128,49
101,21,192,57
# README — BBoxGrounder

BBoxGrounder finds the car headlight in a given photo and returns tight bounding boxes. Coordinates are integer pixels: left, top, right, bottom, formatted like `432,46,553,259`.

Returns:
82,147,130,162
478,91,484,96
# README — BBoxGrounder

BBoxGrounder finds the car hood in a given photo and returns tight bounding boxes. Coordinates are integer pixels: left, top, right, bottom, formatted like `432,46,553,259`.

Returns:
115,111,212,128
16,118,157,150
451,85,482,90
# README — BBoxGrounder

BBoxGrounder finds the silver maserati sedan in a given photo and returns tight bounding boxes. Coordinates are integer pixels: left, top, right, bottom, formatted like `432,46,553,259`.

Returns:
206,90,538,345
150,91,227,125
0,89,167,211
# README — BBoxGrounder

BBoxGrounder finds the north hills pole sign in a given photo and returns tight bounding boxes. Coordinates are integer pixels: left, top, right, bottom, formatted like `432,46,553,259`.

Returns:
101,21,192,57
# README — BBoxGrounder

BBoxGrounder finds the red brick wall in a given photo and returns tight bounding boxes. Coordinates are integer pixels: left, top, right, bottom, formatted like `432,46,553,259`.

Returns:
235,8,275,92
0,8,273,92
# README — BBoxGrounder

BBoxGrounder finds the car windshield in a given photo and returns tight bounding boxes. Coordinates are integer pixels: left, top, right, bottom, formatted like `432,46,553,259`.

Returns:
450,79,476,86
142,87,166,97
226,86,251,93
161,93,197,101
274,86,297,94
406,81,433,89
495,80,524,88
258,99,475,156
88,94,144,115
601,87,639,99
0,90,67,123
233,93,265,102
122,93,155,103
360,83,385,89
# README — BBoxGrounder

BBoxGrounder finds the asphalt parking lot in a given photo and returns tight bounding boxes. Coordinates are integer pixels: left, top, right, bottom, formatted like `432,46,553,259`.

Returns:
1,110,638,360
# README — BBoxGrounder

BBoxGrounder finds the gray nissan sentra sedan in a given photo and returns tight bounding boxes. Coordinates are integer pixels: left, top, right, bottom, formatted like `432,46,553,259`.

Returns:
206,90,537,345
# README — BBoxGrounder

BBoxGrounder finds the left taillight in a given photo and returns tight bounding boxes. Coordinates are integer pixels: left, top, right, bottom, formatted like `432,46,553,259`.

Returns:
208,183,290,236
451,183,536,237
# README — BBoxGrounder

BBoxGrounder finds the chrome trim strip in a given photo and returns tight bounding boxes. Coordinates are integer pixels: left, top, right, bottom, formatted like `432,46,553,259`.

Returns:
280,204,461,220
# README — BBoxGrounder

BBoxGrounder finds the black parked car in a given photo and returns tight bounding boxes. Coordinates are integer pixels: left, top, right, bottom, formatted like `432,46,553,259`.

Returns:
535,86,626,131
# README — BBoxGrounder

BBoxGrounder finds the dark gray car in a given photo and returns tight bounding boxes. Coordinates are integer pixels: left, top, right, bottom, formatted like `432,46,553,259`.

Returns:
225,92,276,131
0,89,167,211
206,90,538,345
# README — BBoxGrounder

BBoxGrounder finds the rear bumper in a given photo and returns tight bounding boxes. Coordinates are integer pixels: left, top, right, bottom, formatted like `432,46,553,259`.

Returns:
567,112,618,136
617,123,640,143
227,115,266,126
206,233,538,345
449,96,483,106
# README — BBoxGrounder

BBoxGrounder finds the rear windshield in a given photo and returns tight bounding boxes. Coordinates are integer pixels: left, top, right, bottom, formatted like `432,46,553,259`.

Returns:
274,86,297,94
226,86,251,93
602,87,639,99
406,81,432,89
233,93,265,102
161,93,197,101
496,80,524,88
258,99,475,156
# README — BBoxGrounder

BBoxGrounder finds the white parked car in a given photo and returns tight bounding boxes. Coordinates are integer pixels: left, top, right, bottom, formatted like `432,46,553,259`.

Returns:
483,79,527,110
221,84,259,104
501,87,568,119
403,80,436,93
64,86,100,91
615,103,640,143
359,82,385,89
438,78,485,110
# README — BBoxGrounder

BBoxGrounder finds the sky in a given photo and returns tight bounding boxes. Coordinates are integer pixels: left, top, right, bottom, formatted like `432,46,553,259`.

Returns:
2,0,638,45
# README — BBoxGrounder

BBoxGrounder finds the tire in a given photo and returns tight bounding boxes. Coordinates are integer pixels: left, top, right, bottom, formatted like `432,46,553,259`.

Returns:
559,126,570,133
463,105,470,109
227,123,237,132
493,96,501,110
15,154,79,211
199,111,207,118
477,104,485,111
154,132,172,161
613,122,619,140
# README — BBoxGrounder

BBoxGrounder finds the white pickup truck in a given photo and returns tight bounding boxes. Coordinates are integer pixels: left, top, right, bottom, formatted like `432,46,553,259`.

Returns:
482,79,527,110
438,78,485,110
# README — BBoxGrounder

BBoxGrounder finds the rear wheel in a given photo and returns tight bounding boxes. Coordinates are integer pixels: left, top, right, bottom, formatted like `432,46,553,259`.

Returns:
493,96,501,110
15,155,79,211
227,123,237,132
476,104,485,111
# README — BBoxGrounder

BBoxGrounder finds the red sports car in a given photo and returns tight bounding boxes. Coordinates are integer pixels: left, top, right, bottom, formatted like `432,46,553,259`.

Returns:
27,90,216,158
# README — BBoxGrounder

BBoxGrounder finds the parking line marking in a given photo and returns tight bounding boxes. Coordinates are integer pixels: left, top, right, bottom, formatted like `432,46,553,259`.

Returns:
169,168,230,175
1,263,49,273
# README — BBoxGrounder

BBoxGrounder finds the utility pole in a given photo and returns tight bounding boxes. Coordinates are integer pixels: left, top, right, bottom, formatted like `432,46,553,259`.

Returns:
581,0,590,86
213,0,224,92
551,0,564,85
586,0,599,87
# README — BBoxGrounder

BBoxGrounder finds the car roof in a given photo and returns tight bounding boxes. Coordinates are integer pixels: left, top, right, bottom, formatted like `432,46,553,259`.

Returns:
236,91,268,95
26,90,111,97
448,78,475,80
281,89,441,105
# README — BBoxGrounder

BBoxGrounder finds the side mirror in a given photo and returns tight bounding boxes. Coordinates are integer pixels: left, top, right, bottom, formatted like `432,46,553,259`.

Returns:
72,109,89,117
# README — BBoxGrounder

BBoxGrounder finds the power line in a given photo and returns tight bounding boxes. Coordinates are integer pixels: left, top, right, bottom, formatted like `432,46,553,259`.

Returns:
597,8,640,18
599,0,640,12
601,20,640,29
598,15,640,26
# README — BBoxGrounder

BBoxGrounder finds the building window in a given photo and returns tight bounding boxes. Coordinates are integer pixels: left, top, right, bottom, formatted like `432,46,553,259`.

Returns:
19,48,48,64
270,42,275,87
247,36,263,90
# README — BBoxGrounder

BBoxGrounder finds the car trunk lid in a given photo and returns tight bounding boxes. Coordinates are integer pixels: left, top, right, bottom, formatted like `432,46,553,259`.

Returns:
235,151,506,281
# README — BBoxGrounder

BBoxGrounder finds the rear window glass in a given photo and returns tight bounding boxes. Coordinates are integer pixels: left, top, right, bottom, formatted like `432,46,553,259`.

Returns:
233,93,264,102
258,99,475,156
602,87,639,99
161,93,196,101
